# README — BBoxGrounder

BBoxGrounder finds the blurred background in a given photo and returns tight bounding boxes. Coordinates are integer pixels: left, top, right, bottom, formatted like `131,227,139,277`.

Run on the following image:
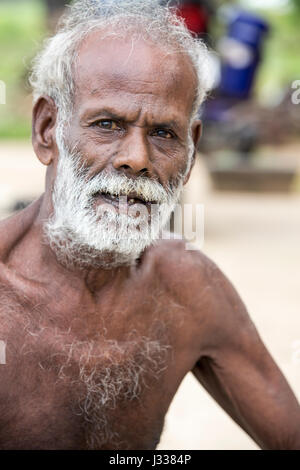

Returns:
0,0,300,450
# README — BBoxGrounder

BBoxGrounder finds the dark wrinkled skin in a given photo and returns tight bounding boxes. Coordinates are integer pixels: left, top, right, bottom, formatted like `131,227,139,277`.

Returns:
0,33,300,450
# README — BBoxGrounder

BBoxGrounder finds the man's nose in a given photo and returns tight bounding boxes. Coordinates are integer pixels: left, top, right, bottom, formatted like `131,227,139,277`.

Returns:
112,128,152,176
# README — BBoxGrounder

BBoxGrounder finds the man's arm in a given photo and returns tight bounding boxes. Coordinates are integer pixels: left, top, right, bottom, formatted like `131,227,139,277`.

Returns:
190,255,300,450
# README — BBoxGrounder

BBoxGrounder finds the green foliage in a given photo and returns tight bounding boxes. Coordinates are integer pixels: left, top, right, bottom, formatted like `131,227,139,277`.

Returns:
0,0,45,139
291,0,300,10
255,6,300,102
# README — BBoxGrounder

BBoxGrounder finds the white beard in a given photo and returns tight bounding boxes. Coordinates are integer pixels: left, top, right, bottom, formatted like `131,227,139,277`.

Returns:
44,131,185,269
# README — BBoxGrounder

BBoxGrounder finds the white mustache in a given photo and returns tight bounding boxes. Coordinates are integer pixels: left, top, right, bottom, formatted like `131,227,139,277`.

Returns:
84,170,175,205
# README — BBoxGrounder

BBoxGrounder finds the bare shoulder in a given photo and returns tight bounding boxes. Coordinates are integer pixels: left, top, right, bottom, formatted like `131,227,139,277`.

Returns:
0,210,23,260
147,238,258,353
145,237,219,311
147,237,223,298
0,198,42,261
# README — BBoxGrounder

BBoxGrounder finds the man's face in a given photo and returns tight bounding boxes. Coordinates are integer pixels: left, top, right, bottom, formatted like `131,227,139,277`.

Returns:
66,31,197,185
46,32,199,268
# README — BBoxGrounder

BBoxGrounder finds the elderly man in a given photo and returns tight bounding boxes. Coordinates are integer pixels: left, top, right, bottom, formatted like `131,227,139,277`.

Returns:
0,0,299,450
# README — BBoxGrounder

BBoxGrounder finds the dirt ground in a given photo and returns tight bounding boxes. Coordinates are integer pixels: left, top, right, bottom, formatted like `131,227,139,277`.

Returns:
0,141,299,450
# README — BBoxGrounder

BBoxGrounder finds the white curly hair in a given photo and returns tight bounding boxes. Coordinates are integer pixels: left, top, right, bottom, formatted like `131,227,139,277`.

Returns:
30,0,211,124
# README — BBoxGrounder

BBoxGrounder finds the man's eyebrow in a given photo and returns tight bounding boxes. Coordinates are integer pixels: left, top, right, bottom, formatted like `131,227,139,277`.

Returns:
150,121,183,135
82,108,127,122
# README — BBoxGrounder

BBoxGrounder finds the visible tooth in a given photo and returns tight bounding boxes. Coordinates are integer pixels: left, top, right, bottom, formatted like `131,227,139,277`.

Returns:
128,198,135,204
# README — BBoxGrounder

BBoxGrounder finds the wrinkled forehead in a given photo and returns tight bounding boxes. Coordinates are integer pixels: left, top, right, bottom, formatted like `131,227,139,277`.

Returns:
72,30,198,120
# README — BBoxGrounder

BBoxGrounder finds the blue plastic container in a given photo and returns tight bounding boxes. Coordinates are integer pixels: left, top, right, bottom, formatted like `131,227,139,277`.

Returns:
219,11,269,99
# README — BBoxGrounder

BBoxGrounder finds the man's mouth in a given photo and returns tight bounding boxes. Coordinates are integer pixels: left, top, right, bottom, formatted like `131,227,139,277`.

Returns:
92,191,155,210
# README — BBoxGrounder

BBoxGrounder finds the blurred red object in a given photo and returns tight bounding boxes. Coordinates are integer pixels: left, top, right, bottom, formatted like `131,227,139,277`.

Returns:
177,3,209,35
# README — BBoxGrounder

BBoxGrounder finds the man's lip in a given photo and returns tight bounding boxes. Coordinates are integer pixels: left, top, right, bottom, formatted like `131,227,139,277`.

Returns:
93,191,155,205
124,191,149,204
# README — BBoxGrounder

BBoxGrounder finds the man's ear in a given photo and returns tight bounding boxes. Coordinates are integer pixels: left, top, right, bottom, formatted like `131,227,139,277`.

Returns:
183,119,202,185
32,95,58,166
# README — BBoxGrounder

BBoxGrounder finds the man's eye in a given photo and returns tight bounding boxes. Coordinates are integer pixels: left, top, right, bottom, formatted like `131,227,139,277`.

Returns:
152,129,174,139
96,120,119,130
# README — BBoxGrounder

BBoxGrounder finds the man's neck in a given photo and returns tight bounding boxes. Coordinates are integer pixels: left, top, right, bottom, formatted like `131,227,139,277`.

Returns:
0,194,131,300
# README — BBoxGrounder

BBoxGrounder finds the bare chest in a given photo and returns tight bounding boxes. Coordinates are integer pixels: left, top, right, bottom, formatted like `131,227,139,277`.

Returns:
0,285,194,450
